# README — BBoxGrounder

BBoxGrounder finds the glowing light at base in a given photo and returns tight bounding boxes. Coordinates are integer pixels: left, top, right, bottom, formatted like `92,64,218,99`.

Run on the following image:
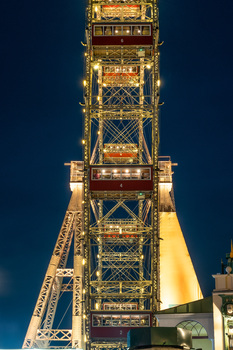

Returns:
160,211,203,310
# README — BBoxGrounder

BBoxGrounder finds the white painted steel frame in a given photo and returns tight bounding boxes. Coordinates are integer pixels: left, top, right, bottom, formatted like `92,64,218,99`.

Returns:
23,0,160,348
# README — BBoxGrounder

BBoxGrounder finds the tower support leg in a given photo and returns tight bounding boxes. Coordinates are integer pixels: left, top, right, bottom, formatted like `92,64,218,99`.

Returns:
72,183,84,349
23,185,84,348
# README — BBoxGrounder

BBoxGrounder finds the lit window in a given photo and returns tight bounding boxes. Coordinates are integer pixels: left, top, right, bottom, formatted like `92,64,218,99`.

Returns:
112,315,121,326
95,26,103,36
176,320,208,338
104,26,112,36
122,315,130,326
93,315,102,326
103,315,112,326
131,315,140,326
114,26,121,35
140,315,149,326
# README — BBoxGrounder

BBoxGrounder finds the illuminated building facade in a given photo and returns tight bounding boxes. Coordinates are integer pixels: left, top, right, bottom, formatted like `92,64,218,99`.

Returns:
212,246,233,350
156,245,233,350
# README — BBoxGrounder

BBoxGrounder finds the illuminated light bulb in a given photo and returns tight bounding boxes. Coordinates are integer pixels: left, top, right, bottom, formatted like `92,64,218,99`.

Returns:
141,254,144,259
82,139,85,144
95,303,99,310
103,83,107,87
84,52,87,56
102,170,105,173
82,200,85,204
83,108,86,113
127,30,130,33
96,271,100,276
94,64,99,70
95,6,98,12
97,131,100,135
126,169,129,173
82,231,85,235
157,79,161,87
136,83,139,87
97,96,100,101
97,254,100,258
82,259,86,265
146,64,151,69
83,314,86,319
137,169,140,173
84,335,87,342
113,169,117,173
83,80,87,87
115,30,118,33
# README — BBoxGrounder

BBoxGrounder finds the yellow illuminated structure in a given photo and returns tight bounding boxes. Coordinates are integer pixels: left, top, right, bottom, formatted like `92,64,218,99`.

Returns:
159,157,203,310
22,0,204,345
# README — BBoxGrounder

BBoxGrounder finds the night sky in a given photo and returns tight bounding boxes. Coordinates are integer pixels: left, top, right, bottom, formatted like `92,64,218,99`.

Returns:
1,0,233,348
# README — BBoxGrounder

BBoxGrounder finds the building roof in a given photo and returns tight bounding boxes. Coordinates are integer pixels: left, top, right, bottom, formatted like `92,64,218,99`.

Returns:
156,296,213,314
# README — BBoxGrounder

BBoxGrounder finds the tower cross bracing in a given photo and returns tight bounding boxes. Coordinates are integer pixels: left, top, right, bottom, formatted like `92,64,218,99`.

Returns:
23,1,160,349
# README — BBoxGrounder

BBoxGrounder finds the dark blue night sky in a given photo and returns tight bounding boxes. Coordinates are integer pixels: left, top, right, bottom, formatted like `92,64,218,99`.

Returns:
1,0,233,348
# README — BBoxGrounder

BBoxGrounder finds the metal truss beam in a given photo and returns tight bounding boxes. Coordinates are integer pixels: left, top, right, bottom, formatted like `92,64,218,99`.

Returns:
24,0,160,348
23,182,84,349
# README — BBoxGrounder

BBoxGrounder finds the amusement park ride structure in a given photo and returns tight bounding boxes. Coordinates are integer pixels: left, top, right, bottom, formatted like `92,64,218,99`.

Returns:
23,1,202,349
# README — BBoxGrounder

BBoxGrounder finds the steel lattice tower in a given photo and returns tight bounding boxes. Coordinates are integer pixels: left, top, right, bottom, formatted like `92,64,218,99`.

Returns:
23,1,160,349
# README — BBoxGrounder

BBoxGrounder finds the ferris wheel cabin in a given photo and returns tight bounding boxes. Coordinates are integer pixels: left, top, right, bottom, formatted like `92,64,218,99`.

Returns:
89,165,153,191
103,220,139,239
101,4,141,18
90,310,152,340
103,143,138,164
103,66,139,86
92,23,153,46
